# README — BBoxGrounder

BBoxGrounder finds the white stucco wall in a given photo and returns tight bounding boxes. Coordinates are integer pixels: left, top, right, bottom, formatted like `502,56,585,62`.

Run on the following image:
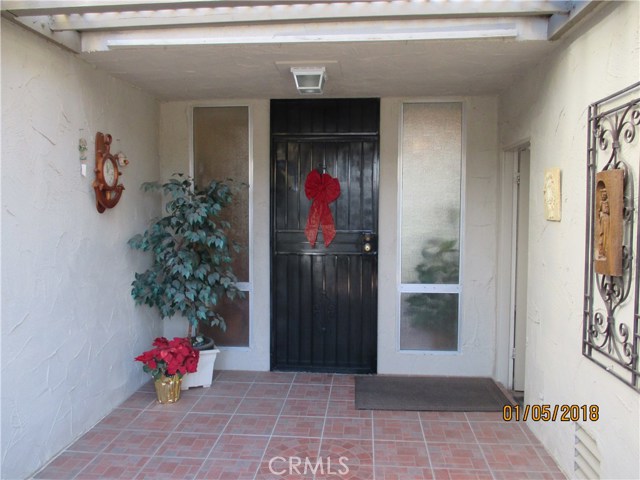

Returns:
499,2,640,479
1,20,162,479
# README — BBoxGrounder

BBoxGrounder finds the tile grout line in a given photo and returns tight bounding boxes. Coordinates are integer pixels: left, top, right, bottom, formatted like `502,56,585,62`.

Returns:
465,412,498,480
192,374,254,480
252,372,296,480
418,413,435,480
67,396,160,480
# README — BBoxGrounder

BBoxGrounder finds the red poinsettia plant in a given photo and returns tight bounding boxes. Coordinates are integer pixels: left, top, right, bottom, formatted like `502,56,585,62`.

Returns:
135,337,199,380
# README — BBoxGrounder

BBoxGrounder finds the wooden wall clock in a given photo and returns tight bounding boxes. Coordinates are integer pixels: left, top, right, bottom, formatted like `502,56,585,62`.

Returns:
93,132,124,213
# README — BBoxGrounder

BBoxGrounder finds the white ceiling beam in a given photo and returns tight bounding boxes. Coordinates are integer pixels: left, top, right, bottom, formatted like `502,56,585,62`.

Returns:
1,1,328,16
1,11,81,52
547,0,603,40
47,1,573,32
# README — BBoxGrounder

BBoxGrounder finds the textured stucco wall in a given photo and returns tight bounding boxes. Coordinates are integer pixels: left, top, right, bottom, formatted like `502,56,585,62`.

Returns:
499,2,640,478
1,20,162,479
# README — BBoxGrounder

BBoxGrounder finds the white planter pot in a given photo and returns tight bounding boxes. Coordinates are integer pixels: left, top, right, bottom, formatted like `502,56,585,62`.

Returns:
181,348,219,390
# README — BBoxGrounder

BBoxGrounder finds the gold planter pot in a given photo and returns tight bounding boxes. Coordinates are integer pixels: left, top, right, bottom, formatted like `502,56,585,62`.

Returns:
154,374,182,404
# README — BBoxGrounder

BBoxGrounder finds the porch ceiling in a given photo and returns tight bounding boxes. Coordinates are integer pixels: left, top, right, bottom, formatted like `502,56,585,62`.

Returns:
2,0,602,101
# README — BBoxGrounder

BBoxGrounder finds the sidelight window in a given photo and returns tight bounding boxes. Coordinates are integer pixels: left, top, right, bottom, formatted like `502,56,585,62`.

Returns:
399,102,463,351
193,106,251,347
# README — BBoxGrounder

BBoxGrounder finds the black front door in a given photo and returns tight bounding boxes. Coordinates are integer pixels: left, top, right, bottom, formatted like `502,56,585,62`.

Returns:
271,98,379,373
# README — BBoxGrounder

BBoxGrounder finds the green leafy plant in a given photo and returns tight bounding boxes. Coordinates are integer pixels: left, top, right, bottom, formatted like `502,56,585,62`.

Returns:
128,174,244,340
406,238,459,337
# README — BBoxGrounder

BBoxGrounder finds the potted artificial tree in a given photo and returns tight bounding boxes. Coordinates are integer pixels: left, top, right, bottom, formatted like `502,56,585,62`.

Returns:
128,174,243,389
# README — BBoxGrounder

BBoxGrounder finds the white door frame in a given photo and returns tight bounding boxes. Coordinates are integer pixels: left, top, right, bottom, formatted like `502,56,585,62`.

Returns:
496,141,530,389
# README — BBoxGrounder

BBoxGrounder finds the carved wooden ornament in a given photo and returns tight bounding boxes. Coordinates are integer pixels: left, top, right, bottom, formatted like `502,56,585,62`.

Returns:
594,169,624,276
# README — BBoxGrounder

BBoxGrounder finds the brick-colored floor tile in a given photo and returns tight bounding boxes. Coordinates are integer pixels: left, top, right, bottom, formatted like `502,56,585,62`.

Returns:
332,375,356,387
422,420,477,443
175,412,231,434
428,442,489,470
208,434,269,461
35,372,568,480
265,436,322,460
316,463,374,479
236,397,284,415
323,417,373,440
145,393,201,412
103,430,169,456
470,421,530,445
464,411,505,422
293,373,334,384
480,443,549,472
66,428,120,453
432,468,493,480
288,384,331,400
254,371,296,384
281,398,328,417
95,408,142,429
374,418,425,442
419,412,468,422
329,385,355,401
155,432,218,458
320,438,374,466
33,452,97,479
215,370,258,382
375,465,434,479
135,457,204,479
326,400,372,419
246,382,292,399
204,381,252,397
197,458,260,480
191,394,242,414
273,415,325,438
374,440,430,467
119,391,157,409
128,410,186,432
491,470,566,479
223,414,278,435
372,410,421,421
74,453,150,479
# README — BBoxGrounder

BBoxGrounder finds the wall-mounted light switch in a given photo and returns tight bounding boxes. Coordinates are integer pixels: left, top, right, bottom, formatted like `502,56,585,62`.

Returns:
81,164,87,177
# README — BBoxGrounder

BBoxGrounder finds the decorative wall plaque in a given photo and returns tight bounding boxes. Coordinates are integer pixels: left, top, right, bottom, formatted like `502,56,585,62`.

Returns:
543,167,561,221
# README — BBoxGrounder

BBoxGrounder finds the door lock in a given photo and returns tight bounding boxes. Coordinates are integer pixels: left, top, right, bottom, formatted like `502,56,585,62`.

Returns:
361,232,377,254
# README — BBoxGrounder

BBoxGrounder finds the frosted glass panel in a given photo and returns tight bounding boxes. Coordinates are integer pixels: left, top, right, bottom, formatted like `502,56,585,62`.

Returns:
194,107,249,347
194,107,249,283
400,293,458,351
401,103,461,284
201,293,250,347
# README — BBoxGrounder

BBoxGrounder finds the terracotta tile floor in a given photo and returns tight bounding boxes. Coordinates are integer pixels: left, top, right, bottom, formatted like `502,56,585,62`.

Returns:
33,372,566,480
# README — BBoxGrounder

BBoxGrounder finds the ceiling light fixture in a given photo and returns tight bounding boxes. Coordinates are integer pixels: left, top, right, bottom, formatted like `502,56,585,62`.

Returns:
291,67,326,95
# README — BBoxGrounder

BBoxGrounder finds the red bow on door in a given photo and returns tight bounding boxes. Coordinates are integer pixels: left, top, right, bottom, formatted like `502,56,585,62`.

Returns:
304,170,341,247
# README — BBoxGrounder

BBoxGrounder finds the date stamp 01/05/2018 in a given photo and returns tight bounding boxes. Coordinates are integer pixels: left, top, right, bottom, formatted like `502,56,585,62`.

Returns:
502,404,600,422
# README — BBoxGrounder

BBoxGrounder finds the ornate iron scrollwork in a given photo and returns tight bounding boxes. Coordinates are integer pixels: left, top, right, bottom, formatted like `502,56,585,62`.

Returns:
584,81,640,390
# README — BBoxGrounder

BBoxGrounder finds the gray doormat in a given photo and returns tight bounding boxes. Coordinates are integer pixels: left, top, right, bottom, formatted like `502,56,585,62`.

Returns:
355,375,513,411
